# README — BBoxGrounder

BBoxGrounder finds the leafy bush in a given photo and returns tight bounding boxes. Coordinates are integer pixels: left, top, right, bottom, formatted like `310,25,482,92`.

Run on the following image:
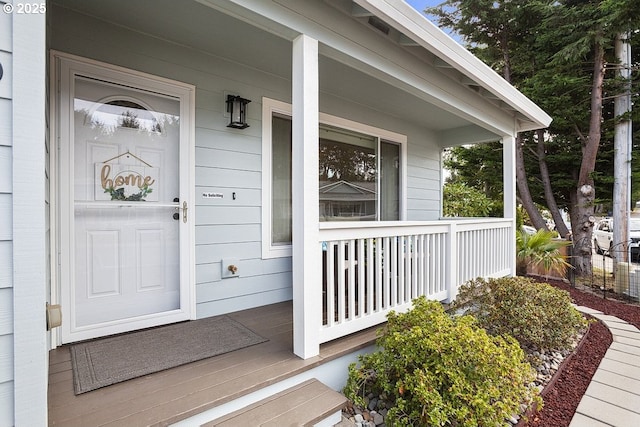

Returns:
442,182,500,217
453,276,587,351
516,229,571,276
344,297,539,426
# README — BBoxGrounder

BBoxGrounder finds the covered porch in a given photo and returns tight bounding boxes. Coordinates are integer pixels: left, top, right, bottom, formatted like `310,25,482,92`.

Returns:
46,0,531,361
47,213,513,425
48,301,377,426
47,216,512,425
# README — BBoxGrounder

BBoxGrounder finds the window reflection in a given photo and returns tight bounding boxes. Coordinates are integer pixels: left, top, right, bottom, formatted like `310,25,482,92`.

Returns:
270,118,402,246
319,127,377,221
76,98,178,136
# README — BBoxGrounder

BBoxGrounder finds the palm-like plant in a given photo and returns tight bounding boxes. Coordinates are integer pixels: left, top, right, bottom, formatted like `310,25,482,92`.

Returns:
516,229,572,277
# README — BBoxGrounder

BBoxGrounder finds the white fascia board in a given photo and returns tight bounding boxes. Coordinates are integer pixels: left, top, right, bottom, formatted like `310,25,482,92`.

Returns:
358,0,553,131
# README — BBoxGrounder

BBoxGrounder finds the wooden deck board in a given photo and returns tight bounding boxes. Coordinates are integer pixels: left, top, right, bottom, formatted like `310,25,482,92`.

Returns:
48,301,377,426
206,378,347,427
50,345,297,422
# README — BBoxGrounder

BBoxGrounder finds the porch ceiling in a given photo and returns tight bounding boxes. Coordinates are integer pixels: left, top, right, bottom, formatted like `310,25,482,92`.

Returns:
51,0,491,137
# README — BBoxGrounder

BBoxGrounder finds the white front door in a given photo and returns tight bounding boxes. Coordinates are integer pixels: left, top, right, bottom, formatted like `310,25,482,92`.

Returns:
56,54,195,343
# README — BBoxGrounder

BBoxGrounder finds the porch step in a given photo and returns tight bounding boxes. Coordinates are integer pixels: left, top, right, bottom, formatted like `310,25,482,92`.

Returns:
203,378,347,427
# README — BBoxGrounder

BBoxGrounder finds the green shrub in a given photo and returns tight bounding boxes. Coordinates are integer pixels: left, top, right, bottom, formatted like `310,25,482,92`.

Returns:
516,229,571,276
453,276,587,351
343,297,539,427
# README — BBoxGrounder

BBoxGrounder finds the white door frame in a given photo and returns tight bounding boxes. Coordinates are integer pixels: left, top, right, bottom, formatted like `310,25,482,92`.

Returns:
51,51,196,345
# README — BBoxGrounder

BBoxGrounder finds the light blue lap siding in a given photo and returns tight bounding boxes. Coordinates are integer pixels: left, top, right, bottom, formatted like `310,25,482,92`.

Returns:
50,3,443,318
0,10,12,421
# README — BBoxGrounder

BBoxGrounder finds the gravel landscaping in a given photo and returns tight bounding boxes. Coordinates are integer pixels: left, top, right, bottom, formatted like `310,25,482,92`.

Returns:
522,279,639,426
339,278,640,427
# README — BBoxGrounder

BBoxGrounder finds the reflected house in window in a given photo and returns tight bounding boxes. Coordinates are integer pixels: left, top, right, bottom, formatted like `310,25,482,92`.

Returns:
319,180,376,221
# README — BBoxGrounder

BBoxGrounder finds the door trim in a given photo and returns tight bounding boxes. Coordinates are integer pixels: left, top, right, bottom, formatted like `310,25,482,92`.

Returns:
51,51,196,345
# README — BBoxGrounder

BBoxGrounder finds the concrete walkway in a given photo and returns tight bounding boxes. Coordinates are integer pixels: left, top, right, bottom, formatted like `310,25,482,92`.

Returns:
569,306,640,426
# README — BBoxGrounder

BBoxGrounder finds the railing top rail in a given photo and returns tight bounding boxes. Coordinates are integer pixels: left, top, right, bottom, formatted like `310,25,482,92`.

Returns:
318,218,513,241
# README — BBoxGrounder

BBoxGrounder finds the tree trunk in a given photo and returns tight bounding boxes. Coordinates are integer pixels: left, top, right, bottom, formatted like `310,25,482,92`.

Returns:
536,130,570,238
571,39,605,276
612,33,632,265
501,45,546,231
516,134,548,230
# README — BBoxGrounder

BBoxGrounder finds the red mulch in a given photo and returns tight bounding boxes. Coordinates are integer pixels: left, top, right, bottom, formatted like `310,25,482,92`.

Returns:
522,278,640,426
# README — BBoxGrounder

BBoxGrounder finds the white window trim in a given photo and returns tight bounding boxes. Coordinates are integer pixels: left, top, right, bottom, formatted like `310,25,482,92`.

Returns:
261,97,407,259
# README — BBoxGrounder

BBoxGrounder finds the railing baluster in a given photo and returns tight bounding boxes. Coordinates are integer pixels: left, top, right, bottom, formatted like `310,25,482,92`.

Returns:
410,235,417,299
375,237,382,311
366,237,374,314
387,237,398,307
464,231,469,282
357,238,365,317
337,241,346,323
398,235,405,304
439,233,444,293
428,234,433,294
326,241,335,327
348,239,355,320
418,234,424,296
383,237,390,308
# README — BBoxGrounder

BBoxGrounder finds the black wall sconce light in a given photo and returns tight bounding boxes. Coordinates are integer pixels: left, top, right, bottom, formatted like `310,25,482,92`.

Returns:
226,94,251,129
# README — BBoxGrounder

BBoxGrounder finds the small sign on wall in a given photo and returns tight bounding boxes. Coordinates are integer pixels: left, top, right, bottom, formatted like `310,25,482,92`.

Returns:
203,192,224,199
95,163,159,201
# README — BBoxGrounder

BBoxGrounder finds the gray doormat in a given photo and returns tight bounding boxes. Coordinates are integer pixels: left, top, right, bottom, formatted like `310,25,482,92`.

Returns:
70,315,268,394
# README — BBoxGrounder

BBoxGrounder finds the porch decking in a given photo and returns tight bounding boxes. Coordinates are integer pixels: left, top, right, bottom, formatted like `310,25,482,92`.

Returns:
48,301,377,426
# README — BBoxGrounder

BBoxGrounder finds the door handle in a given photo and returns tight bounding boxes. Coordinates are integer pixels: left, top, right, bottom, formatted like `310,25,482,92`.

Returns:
182,201,188,223
172,198,188,223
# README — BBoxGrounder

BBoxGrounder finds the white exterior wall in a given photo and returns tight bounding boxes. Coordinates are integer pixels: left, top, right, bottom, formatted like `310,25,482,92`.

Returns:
0,2,13,424
49,4,443,319
0,1,48,426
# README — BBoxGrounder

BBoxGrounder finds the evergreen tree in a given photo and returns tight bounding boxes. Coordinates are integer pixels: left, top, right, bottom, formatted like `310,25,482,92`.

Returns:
428,0,640,275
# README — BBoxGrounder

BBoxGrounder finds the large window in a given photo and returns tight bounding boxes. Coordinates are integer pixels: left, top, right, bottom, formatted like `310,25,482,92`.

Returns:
262,98,405,258
271,115,293,246
318,125,400,222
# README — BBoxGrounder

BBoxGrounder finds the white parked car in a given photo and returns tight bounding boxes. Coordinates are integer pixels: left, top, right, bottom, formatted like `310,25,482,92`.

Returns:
593,218,640,261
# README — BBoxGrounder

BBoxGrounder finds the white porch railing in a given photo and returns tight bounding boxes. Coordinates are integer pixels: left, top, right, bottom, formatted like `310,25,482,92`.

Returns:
317,219,513,344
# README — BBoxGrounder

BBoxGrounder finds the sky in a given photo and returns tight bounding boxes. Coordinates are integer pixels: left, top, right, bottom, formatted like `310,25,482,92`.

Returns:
405,0,442,14
405,0,462,43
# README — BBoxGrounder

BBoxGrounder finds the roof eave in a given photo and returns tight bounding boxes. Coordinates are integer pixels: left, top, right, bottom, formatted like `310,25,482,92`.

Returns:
357,0,552,131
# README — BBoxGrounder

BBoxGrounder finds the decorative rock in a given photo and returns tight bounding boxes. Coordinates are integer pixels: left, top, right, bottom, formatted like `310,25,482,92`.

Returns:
368,398,378,411
372,411,384,425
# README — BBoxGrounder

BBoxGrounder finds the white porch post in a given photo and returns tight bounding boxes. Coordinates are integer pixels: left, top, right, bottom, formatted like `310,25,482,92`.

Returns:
292,34,321,359
446,222,458,302
503,134,517,276
12,9,48,426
